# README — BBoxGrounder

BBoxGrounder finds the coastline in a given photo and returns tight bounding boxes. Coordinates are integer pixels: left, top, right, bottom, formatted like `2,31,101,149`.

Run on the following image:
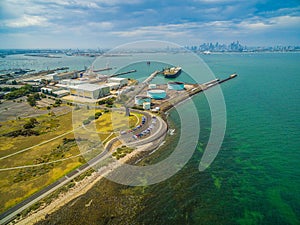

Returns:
12,75,237,224
15,141,162,225
14,118,167,225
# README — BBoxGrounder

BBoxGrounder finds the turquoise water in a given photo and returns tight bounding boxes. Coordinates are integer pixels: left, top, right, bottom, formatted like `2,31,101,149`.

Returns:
0,54,92,72
5,52,299,224
133,53,300,224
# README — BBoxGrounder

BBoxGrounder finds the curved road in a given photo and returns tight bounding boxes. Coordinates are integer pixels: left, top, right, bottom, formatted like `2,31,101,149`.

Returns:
0,109,167,225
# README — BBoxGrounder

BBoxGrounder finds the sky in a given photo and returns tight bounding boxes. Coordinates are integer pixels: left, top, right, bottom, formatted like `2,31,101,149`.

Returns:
0,0,300,49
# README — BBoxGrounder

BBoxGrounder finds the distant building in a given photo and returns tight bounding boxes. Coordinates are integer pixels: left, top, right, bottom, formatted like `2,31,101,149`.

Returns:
107,77,128,87
53,90,69,98
41,87,53,94
148,84,157,89
69,83,110,99
59,79,88,86
53,71,78,81
105,82,120,90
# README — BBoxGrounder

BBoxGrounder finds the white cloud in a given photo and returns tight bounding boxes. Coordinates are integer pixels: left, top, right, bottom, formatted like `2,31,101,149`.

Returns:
87,21,114,29
3,15,49,28
238,15,300,31
113,23,198,38
94,0,142,5
195,0,249,4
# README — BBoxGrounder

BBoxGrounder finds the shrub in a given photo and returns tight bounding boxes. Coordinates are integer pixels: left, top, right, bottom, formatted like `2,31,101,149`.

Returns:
88,115,95,121
83,119,90,125
95,112,102,119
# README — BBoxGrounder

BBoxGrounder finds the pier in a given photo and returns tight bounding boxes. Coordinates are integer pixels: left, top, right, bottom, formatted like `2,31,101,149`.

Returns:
93,67,112,72
124,70,160,109
159,74,238,112
110,69,137,77
143,71,160,84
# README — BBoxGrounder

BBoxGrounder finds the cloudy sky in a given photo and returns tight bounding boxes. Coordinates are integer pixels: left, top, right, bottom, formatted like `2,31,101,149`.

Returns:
0,0,299,48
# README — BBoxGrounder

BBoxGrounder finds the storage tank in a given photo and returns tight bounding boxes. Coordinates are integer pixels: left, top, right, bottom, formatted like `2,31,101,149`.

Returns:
148,84,157,89
135,95,151,106
147,89,167,99
167,81,185,90
143,102,151,110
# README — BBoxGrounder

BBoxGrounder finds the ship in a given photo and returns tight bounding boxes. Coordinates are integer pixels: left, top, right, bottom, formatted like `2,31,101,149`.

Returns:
162,66,181,78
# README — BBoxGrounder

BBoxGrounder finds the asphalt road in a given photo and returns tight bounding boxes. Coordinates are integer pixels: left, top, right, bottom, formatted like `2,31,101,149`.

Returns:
0,109,167,225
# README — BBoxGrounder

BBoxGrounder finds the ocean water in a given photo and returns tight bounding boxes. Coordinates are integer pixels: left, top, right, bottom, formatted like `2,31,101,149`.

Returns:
4,52,299,224
105,52,300,224
0,54,92,73
133,53,300,225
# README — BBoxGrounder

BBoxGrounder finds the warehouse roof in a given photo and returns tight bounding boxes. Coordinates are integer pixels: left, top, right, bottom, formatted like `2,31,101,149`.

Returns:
69,83,108,91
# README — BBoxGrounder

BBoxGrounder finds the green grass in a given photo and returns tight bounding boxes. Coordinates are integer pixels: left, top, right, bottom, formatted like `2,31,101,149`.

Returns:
0,108,142,213
112,146,134,160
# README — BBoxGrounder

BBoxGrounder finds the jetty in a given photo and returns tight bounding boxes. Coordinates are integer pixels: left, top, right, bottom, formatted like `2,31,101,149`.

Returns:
158,74,238,112
110,69,137,77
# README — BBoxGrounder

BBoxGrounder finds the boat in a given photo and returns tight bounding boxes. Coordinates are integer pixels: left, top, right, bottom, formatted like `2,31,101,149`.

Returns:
162,66,181,78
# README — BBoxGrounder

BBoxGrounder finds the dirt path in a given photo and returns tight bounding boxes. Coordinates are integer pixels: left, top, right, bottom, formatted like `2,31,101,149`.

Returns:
15,143,153,225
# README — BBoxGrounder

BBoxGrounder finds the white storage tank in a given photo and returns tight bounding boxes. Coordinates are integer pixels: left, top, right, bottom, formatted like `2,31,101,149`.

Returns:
148,84,157,89
135,95,151,106
143,102,151,110
167,81,185,90
147,89,167,99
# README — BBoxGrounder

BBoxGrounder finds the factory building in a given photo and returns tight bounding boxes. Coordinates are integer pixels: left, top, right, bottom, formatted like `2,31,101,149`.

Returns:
53,71,79,81
41,87,53,94
105,82,120,90
69,84,110,99
107,77,128,87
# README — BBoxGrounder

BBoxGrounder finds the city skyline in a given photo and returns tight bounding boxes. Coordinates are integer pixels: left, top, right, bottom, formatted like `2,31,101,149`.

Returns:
1,0,300,49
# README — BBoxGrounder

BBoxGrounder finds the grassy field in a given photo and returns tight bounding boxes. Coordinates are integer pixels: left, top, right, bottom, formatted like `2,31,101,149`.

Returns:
0,107,141,213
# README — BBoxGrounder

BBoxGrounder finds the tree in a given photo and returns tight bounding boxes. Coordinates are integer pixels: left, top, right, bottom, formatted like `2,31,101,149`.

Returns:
95,112,102,119
23,118,37,129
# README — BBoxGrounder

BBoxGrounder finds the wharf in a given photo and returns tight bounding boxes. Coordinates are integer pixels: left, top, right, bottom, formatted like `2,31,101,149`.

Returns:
110,69,137,77
159,74,237,112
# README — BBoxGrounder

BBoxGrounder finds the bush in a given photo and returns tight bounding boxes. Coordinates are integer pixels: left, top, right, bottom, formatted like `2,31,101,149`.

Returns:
55,99,62,105
5,85,39,100
23,118,38,129
83,119,90,125
95,112,102,119
88,115,95,121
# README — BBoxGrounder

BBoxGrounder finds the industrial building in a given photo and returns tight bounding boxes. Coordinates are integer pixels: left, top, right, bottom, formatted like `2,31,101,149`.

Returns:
148,84,157,89
53,90,69,98
69,84,110,99
41,87,53,94
59,79,89,86
53,71,79,81
107,77,128,87
105,82,120,90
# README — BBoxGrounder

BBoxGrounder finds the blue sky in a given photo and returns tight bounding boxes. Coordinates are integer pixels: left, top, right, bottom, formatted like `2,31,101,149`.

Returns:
0,0,299,48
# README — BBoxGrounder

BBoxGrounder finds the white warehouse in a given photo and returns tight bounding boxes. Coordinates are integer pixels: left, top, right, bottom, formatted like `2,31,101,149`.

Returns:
107,77,128,87
69,84,110,99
